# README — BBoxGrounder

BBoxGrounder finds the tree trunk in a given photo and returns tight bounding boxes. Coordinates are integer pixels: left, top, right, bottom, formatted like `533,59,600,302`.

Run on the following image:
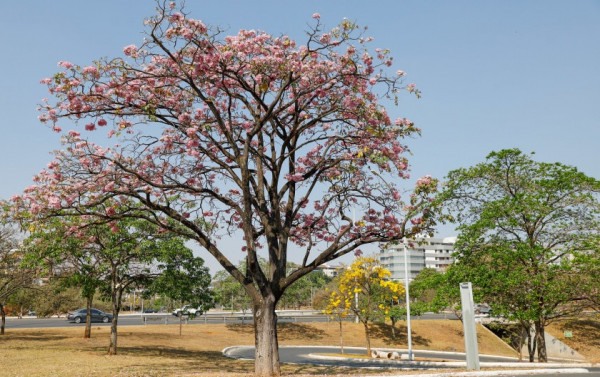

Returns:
253,296,280,377
338,319,344,354
534,320,548,362
390,318,397,340
0,303,5,335
362,321,372,355
527,325,536,362
84,295,93,339
108,288,122,355
517,324,527,361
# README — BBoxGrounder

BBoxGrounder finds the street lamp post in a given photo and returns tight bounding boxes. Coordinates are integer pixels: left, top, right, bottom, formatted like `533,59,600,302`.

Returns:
403,237,413,361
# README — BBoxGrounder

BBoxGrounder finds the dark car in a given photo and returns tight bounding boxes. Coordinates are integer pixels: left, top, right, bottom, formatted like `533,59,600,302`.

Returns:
67,308,113,324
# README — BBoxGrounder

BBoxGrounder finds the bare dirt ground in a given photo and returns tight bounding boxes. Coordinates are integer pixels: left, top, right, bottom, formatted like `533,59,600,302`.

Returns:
0,320,521,377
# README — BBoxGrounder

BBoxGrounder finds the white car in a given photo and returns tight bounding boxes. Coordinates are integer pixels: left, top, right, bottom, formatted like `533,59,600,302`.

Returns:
172,305,202,317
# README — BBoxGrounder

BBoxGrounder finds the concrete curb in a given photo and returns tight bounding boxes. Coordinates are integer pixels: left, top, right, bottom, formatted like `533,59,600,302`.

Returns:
308,353,594,369
368,369,591,377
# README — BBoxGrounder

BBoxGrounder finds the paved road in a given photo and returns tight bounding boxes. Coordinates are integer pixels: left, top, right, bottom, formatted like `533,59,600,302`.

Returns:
4,312,461,330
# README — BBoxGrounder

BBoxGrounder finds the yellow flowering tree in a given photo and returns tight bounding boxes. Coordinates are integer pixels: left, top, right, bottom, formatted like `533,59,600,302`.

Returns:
322,286,352,353
337,257,404,354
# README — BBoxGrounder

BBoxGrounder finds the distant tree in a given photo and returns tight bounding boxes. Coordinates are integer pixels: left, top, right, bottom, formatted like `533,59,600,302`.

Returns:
409,268,444,311
7,288,38,318
144,249,213,335
387,300,428,340
20,210,195,354
212,270,252,319
0,225,35,335
439,149,600,362
279,266,330,309
573,238,600,313
336,257,404,354
32,282,82,318
24,217,105,338
94,217,195,355
407,265,478,321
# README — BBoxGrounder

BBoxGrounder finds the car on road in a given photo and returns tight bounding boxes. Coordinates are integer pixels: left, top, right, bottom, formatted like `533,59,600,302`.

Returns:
172,305,202,317
474,304,492,315
67,308,113,324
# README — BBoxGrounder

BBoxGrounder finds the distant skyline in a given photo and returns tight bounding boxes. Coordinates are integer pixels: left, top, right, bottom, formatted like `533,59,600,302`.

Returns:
1,1,598,271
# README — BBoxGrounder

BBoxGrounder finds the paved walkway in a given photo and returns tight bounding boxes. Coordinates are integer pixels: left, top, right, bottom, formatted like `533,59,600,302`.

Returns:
223,345,594,374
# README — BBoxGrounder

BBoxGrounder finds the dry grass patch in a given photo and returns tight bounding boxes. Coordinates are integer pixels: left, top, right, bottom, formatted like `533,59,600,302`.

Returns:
546,315,600,363
0,320,515,377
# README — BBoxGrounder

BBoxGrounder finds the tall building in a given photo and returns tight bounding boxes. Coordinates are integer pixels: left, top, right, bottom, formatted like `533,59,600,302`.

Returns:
377,236,456,282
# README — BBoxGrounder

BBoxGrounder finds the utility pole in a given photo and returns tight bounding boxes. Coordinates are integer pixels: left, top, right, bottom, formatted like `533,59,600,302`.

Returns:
403,237,413,361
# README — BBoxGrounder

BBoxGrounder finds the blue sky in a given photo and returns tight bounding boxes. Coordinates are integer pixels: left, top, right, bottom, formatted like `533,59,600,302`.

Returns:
1,1,599,270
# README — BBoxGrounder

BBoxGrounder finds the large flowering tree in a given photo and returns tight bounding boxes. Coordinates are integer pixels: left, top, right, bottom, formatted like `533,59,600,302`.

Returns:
14,3,438,376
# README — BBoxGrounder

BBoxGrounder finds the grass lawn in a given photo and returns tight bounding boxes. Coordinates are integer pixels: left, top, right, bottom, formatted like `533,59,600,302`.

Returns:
0,319,519,377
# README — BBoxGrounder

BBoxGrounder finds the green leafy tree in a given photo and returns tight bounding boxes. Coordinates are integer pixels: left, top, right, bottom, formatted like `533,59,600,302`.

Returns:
408,268,449,314
439,149,600,362
0,225,35,335
7,287,38,318
32,282,83,318
573,238,600,313
23,211,194,355
144,249,213,335
279,266,330,309
24,217,105,338
212,269,252,319
94,218,196,355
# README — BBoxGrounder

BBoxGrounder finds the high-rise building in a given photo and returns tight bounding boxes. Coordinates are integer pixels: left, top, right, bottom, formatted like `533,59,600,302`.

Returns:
377,236,456,282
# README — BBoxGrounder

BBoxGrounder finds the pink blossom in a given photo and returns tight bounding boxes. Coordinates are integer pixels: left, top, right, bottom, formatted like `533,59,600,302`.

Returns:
103,182,115,192
285,173,304,182
48,196,61,209
416,175,433,188
123,44,138,57
85,123,96,131
319,33,331,44
82,66,98,76
312,13,320,19
97,119,107,127
58,61,74,69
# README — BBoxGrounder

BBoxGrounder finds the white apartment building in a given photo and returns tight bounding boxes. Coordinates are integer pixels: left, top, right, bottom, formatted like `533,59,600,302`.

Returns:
378,236,456,282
